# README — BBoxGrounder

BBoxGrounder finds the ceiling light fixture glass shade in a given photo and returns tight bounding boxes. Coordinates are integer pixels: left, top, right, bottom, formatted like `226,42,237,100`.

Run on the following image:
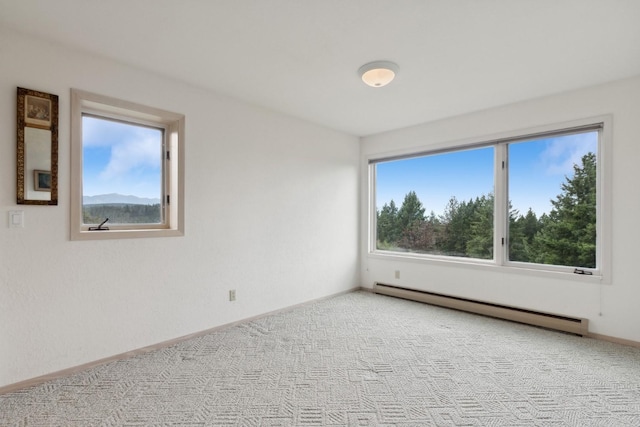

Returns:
358,61,399,87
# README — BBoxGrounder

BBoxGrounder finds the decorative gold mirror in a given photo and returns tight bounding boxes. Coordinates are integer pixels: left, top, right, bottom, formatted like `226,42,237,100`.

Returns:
17,87,58,205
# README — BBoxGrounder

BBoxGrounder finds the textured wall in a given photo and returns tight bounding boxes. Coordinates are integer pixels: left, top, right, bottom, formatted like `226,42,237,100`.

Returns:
360,75,640,343
0,29,360,388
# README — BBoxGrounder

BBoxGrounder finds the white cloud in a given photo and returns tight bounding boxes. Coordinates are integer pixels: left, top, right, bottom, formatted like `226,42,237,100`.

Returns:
539,132,597,177
82,116,162,198
100,131,161,180
83,116,128,147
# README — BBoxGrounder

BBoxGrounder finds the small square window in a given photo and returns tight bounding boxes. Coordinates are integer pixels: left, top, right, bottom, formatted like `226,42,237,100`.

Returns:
71,89,184,240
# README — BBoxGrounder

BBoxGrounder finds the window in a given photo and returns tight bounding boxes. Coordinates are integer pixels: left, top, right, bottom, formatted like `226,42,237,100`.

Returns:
370,119,609,279
71,89,184,240
376,146,495,259
507,132,598,270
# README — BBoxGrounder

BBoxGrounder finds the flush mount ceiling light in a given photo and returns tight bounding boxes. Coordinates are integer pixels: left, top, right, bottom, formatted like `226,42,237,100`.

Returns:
358,60,399,88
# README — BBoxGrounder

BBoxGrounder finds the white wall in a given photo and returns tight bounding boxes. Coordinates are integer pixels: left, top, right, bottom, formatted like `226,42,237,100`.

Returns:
361,75,640,343
0,29,360,388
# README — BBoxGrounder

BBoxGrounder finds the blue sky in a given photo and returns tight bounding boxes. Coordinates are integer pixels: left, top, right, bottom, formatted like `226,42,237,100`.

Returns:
375,132,598,217
82,116,163,199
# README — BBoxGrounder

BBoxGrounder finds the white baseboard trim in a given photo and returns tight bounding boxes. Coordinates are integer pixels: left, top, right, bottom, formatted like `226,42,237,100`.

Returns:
0,287,360,395
588,332,640,348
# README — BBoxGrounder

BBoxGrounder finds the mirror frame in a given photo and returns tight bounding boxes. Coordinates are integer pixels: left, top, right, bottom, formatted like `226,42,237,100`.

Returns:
17,87,59,205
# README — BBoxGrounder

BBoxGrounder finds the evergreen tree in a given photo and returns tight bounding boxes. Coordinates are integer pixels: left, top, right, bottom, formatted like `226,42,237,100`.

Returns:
509,208,541,262
394,192,427,251
83,203,161,224
377,200,399,246
396,191,426,232
466,194,494,259
438,196,460,255
530,153,596,268
440,196,481,257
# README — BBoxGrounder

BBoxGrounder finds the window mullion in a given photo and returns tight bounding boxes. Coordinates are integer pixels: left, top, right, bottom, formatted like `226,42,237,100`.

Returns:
369,163,378,253
494,144,508,265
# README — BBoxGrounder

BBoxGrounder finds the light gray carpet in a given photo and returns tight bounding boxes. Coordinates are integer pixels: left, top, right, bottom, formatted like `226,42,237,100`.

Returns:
1,291,640,426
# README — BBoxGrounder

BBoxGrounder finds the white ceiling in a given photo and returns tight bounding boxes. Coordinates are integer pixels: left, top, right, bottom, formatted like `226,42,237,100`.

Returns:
2,0,640,136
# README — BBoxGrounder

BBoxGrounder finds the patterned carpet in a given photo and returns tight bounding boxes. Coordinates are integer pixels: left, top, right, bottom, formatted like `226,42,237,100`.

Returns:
2,291,640,426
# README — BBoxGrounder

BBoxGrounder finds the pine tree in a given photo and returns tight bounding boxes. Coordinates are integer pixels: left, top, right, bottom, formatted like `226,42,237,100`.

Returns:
509,208,541,262
439,196,482,257
396,191,426,231
377,200,399,247
466,194,494,259
530,153,596,268
395,192,427,251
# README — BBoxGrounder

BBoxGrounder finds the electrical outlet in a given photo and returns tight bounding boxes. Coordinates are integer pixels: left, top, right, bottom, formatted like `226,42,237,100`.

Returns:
394,270,400,279
229,289,236,301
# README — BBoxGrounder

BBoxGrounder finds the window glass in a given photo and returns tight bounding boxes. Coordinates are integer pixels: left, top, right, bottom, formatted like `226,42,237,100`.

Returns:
375,146,494,259
82,115,164,225
508,131,598,268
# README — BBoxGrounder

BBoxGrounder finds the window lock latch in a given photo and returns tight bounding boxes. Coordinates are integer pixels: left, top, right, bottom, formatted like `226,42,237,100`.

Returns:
89,218,110,231
573,268,593,276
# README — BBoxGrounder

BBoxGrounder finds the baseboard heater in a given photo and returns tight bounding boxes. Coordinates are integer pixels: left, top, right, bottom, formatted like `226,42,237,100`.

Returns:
373,283,589,336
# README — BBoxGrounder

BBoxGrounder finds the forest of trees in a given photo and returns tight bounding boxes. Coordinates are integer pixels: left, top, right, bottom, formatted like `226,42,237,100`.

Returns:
377,152,597,268
83,203,162,224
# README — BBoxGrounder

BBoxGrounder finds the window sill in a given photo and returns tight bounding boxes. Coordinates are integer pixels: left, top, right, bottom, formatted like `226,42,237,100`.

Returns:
368,251,605,285
71,228,184,241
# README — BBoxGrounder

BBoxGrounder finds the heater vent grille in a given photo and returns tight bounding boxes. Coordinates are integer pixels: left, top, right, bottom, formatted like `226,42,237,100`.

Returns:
373,283,589,336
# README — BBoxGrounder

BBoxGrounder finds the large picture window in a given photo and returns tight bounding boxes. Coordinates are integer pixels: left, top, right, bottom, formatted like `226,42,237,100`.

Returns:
371,120,607,278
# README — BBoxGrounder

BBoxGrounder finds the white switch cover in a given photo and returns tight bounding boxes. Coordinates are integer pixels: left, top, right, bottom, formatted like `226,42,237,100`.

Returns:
9,210,24,228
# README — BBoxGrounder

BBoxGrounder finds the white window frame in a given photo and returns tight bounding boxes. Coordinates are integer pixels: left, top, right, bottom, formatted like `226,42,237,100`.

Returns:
368,116,612,284
70,89,185,240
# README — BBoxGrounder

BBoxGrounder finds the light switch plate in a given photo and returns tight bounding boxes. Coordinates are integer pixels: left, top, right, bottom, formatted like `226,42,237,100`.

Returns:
9,210,24,228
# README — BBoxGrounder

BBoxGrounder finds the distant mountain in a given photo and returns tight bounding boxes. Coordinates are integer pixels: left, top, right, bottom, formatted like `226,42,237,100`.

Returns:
83,193,161,205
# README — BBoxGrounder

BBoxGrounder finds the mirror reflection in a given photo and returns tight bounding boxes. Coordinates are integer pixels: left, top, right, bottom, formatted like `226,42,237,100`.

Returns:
17,87,58,205
24,127,52,201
